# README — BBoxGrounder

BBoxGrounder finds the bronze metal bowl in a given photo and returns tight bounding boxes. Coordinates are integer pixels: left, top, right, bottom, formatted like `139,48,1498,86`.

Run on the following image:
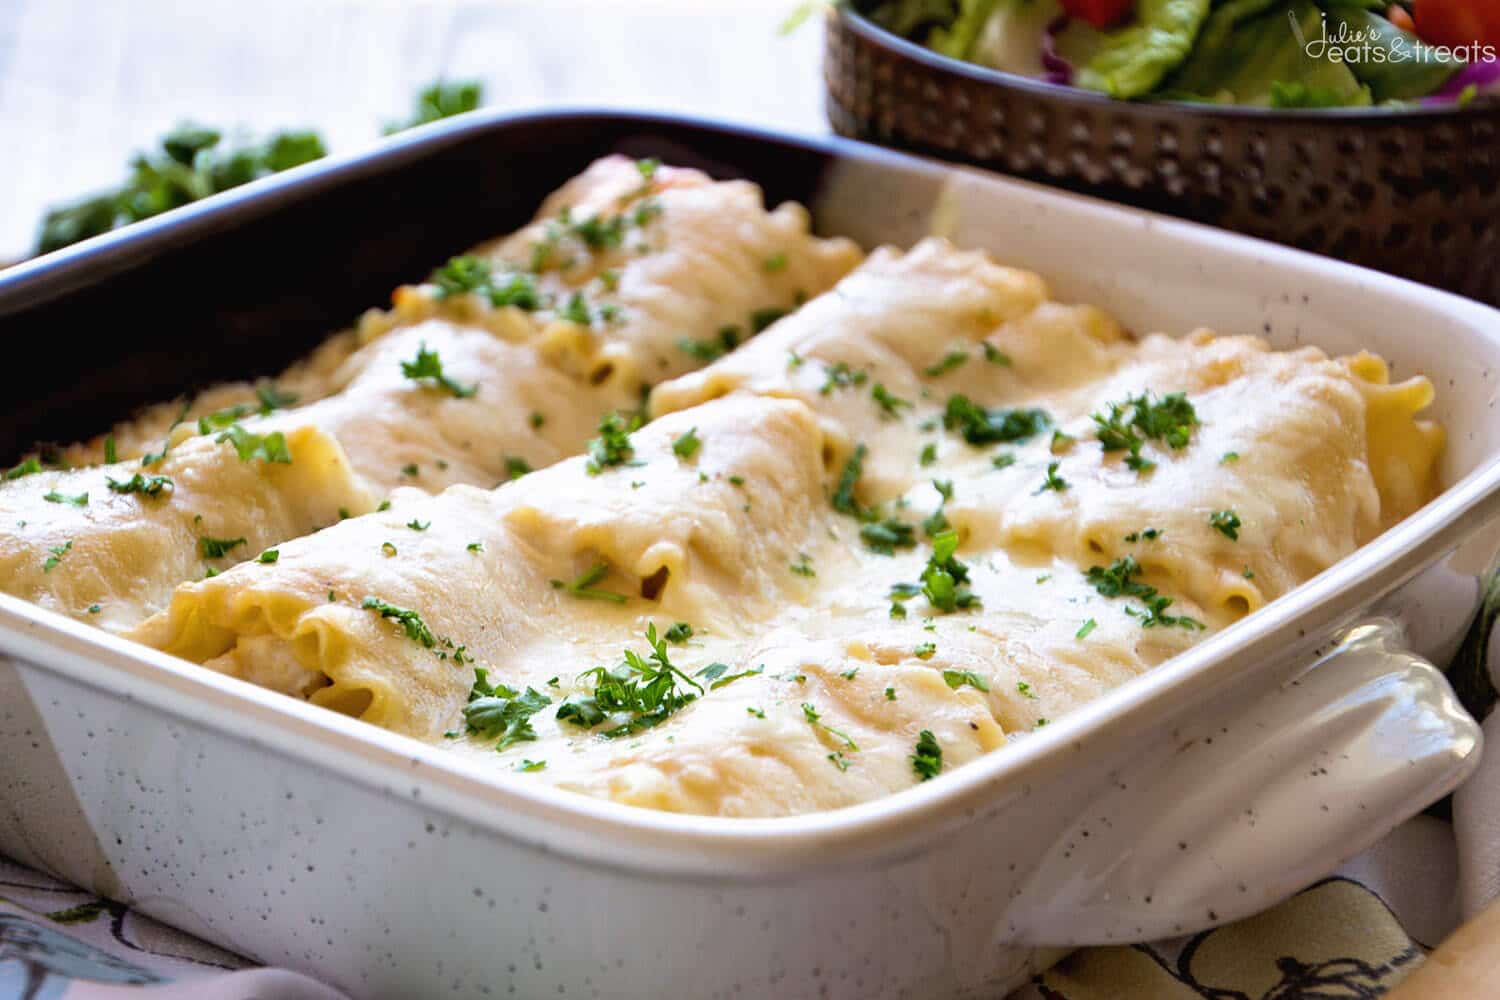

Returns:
824,8,1500,306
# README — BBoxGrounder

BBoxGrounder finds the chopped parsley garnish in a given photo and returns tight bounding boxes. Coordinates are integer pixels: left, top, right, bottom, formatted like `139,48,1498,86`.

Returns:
840,667,859,680
943,395,1050,445
923,479,954,538
5,457,43,480
1050,430,1075,454
585,412,639,474
1243,567,1255,579
982,342,1012,366
677,325,740,362
257,549,279,564
750,306,789,333
199,535,246,559
1036,461,1068,493
255,382,298,413
1017,681,1037,699
1221,451,1240,464
918,529,980,614
871,383,912,419
104,437,118,464
911,730,942,780
402,463,420,478
550,561,628,603
1123,528,1161,542
1092,391,1198,473
515,759,546,772
529,411,546,429
1085,556,1203,631
992,453,1016,470
801,702,857,750
503,456,531,481
1076,618,1097,639
831,444,867,516
924,351,968,377
827,751,851,772
106,473,172,498
467,542,484,552
860,517,916,555
217,425,292,464
885,686,897,700
919,442,938,467
557,623,704,738
820,361,869,395
377,500,392,511
407,519,430,531
401,342,477,398
671,427,701,460
381,541,398,557
942,669,988,691
1210,509,1241,541
747,706,766,719
88,603,102,614
361,597,436,647
461,667,552,751
664,621,694,643
42,540,72,573
790,553,816,577
695,662,763,690
141,402,191,467
914,642,937,660
559,292,593,326
763,252,788,272
570,212,626,250
43,490,88,507
196,404,253,434
632,198,664,228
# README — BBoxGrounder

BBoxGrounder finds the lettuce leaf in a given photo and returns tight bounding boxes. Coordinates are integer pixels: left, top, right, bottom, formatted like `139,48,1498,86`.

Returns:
1322,4,1464,102
1076,0,1212,98
1160,0,1370,106
931,0,1005,60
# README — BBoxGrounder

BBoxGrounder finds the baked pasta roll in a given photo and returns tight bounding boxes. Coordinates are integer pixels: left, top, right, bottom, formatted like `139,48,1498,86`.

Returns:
0,427,369,632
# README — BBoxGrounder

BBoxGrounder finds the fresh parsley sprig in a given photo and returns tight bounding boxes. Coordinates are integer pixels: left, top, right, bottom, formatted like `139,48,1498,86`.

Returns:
401,342,477,398
557,624,704,738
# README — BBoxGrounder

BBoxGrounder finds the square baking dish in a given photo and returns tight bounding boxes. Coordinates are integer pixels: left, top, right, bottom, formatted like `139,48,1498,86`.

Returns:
0,110,1496,1000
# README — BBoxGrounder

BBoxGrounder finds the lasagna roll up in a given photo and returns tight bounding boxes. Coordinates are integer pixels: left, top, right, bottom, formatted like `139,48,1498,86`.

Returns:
0,428,370,632
5,157,862,631
133,397,835,740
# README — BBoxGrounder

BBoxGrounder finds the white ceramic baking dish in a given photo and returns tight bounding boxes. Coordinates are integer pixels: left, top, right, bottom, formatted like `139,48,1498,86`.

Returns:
0,110,1496,1000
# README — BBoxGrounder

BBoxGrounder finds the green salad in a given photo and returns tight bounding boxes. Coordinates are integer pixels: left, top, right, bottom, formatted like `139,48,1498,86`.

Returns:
853,0,1499,107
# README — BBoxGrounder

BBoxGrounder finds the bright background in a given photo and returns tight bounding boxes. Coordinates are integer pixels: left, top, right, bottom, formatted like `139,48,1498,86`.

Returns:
0,0,820,261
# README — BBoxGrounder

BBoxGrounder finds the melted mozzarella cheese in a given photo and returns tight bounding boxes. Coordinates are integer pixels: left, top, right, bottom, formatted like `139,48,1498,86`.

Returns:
5,157,861,631
133,237,1443,818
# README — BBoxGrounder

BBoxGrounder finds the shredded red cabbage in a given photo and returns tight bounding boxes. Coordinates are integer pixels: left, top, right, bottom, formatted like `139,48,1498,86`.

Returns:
1041,14,1073,86
1425,58,1500,104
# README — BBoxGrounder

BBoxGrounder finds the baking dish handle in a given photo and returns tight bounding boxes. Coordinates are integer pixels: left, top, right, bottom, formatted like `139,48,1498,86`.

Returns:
1008,618,1482,946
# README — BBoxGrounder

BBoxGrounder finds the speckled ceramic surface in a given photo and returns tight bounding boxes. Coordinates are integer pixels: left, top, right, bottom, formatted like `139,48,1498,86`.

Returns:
0,112,1496,999
823,9,1500,308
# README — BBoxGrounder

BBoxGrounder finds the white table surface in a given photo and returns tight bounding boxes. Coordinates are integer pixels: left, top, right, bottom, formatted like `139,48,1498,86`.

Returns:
0,0,825,262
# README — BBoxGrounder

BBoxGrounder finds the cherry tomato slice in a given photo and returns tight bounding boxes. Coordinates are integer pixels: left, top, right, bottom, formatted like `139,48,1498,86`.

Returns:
1061,0,1136,31
1413,0,1500,51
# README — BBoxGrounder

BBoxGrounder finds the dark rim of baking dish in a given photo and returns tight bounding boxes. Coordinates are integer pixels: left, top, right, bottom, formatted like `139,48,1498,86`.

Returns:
836,5,1500,122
